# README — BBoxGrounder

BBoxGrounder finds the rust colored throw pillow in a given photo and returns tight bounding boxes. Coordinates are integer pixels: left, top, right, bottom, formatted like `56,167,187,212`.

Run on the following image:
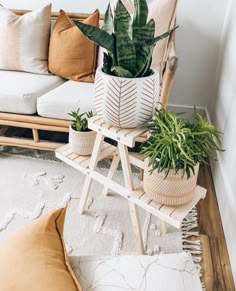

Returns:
0,208,81,291
48,9,99,82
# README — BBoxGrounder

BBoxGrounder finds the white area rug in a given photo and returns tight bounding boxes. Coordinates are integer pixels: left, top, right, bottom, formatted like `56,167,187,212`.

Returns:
0,151,200,259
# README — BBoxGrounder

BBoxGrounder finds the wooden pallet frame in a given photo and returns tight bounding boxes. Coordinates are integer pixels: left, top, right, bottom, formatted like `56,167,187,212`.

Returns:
0,9,178,151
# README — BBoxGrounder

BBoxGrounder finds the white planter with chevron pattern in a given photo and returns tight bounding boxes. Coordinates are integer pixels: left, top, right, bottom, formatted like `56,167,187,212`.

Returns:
94,67,159,128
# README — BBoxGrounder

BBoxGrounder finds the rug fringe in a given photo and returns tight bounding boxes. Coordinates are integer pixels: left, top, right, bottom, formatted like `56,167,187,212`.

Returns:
181,207,204,289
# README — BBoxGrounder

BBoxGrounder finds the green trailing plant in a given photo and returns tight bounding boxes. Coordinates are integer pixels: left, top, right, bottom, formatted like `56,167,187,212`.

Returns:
68,109,94,132
74,0,178,78
141,107,223,179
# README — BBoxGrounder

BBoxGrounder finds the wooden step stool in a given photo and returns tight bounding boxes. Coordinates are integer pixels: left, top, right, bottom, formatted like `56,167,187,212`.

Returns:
56,116,207,254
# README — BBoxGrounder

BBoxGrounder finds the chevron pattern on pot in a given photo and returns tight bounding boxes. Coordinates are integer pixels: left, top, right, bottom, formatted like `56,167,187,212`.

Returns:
94,67,159,128
94,71,104,116
139,78,159,124
105,78,137,128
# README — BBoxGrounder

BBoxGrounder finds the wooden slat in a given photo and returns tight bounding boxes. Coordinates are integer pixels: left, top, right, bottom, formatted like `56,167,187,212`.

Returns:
126,127,148,140
0,136,64,151
170,186,206,221
13,9,105,20
0,119,69,132
0,113,70,127
129,152,144,169
67,152,79,160
55,144,70,154
159,204,177,217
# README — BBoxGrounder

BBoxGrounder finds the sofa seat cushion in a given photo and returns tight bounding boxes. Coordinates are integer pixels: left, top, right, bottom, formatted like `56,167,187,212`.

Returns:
0,71,65,114
37,80,95,120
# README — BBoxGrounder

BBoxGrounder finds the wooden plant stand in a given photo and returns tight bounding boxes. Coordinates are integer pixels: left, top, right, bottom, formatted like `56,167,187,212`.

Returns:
56,116,207,254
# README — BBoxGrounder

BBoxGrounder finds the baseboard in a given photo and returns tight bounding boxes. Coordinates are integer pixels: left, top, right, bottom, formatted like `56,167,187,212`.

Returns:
169,104,236,282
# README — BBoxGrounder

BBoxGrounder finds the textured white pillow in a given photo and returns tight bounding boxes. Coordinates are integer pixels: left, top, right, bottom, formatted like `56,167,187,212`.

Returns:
0,4,51,74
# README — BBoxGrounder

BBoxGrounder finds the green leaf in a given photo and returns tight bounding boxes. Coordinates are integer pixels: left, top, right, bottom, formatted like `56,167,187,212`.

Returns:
74,20,115,54
102,4,113,34
146,26,179,47
112,66,133,77
114,0,136,74
103,52,113,74
133,0,148,28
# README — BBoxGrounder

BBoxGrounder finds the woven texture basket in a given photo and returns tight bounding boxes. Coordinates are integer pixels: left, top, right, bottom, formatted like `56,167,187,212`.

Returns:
69,127,96,156
143,159,199,206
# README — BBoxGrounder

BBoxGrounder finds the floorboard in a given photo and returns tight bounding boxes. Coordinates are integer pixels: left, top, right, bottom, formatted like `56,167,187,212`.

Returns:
197,165,235,291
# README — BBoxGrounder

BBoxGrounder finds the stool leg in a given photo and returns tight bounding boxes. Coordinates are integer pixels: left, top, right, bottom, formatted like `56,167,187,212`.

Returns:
78,133,104,215
102,150,120,196
160,220,167,234
118,143,145,254
129,202,145,254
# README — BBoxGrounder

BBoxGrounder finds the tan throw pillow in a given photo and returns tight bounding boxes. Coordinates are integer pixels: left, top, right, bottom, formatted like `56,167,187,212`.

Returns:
0,208,82,291
48,9,100,83
0,4,51,74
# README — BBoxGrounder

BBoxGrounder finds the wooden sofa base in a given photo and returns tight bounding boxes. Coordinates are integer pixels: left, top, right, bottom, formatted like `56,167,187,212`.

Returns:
0,113,70,151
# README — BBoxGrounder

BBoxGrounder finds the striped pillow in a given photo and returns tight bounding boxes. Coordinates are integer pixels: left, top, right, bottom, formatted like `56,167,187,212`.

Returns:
0,4,51,74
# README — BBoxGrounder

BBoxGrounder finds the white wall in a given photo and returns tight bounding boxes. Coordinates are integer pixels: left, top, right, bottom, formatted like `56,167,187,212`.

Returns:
169,0,229,107
0,0,109,14
209,0,236,282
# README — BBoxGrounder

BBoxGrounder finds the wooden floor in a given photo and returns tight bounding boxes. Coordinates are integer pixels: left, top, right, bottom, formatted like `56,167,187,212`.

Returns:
197,165,235,291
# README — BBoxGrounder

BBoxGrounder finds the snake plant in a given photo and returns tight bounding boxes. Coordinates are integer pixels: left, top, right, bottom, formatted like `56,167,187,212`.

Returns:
75,0,177,78
141,108,223,178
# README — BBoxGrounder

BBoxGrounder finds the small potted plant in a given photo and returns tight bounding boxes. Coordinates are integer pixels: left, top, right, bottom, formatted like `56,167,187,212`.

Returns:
141,108,223,205
68,109,96,156
75,0,177,128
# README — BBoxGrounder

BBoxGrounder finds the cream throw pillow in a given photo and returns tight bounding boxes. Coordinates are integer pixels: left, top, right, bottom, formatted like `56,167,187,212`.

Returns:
0,4,51,74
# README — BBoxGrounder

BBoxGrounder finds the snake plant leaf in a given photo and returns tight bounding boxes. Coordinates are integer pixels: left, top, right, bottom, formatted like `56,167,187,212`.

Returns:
112,66,133,78
114,0,136,74
134,19,155,76
102,4,113,34
74,20,115,54
146,26,179,46
133,0,148,28
103,52,113,74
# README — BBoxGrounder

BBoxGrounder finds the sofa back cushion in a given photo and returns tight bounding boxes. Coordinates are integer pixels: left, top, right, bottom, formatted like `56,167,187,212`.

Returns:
0,4,51,74
48,9,99,83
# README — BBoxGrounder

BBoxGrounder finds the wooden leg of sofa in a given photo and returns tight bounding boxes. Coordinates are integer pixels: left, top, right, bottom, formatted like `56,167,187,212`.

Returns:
32,128,39,143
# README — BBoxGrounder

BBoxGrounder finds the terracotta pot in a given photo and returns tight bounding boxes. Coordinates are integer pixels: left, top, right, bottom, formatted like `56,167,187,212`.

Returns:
143,159,199,206
69,126,96,156
94,67,159,128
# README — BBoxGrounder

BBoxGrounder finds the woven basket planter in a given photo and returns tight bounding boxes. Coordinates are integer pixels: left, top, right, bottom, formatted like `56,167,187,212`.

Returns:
69,126,96,156
143,159,199,206
94,67,159,128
